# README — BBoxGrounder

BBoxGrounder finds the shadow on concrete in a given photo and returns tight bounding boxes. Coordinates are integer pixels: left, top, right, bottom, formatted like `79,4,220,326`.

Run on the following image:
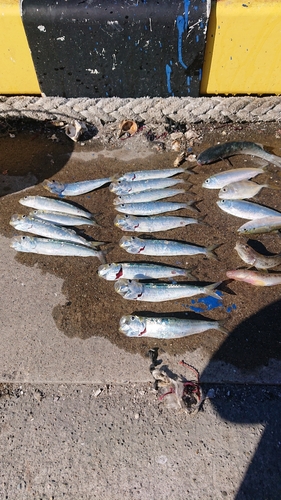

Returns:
0,118,74,197
202,299,281,499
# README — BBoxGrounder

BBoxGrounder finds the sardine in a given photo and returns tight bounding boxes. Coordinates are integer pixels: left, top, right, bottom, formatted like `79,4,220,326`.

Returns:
10,236,106,262
115,279,221,302
217,199,281,220
98,262,194,280
114,214,200,232
115,201,195,216
113,187,186,205
19,196,93,219
226,269,281,286
234,241,281,269
119,315,227,338
30,210,97,226
202,167,265,189
119,236,220,259
197,141,281,167
109,177,186,195
43,177,111,196
113,166,189,182
10,215,103,248
218,180,271,199
238,216,281,234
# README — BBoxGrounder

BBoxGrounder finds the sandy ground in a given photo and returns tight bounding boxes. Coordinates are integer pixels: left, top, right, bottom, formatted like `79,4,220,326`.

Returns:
1,117,281,498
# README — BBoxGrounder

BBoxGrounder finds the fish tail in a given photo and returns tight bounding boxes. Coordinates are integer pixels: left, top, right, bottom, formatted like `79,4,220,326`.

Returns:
187,201,200,213
205,281,222,298
198,214,210,227
89,240,106,248
184,265,198,280
206,243,222,260
268,153,281,168
217,320,228,335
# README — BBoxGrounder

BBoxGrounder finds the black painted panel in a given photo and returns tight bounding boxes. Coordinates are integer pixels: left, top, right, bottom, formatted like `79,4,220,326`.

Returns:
22,0,209,98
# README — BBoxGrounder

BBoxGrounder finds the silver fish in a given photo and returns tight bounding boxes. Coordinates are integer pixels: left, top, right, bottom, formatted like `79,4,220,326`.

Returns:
119,236,220,259
217,199,281,220
114,214,200,232
238,216,281,234
10,236,106,262
226,269,281,286
19,196,93,219
218,180,271,199
197,141,281,167
115,201,195,216
10,215,103,248
113,187,186,205
113,166,189,182
98,262,194,280
29,210,97,226
119,315,227,338
109,177,186,195
234,241,281,269
202,167,265,189
115,279,221,302
43,177,111,196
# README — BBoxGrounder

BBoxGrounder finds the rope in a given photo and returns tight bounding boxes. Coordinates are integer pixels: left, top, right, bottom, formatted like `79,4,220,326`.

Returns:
1,95,281,125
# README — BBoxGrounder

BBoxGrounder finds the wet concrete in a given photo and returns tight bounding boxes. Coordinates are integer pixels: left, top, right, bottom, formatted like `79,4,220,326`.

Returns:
1,119,281,374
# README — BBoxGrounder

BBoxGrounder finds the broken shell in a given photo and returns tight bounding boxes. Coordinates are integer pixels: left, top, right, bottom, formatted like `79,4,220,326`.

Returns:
118,120,138,138
65,120,88,142
171,138,182,152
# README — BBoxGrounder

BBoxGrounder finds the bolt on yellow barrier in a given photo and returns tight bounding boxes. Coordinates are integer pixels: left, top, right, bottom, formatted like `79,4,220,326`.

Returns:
201,0,281,95
0,0,40,95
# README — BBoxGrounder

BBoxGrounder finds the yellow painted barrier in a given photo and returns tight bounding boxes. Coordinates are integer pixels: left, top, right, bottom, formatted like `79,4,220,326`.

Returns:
201,0,281,95
0,0,40,94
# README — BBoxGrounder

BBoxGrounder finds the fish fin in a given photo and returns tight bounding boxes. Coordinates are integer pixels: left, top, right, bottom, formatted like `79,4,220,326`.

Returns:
267,153,281,168
206,243,223,260
205,281,222,299
110,173,122,181
184,265,198,280
218,320,228,335
264,182,280,191
198,214,210,227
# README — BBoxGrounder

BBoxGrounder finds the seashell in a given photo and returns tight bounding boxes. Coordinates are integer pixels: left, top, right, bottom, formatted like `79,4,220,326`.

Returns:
118,120,138,138
65,120,87,142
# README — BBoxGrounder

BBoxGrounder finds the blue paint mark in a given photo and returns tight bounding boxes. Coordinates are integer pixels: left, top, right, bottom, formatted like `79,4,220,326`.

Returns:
226,304,237,313
128,36,131,40
159,41,162,48
194,5,198,10
184,0,190,30
187,76,191,86
184,291,236,314
176,16,187,69
200,21,204,29
196,35,199,43
166,63,173,95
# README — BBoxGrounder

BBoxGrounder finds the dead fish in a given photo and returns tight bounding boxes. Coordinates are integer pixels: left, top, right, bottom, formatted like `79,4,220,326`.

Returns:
112,166,190,182
119,315,227,338
234,242,281,270
226,269,281,286
43,177,111,196
203,167,266,190
119,236,220,259
19,196,94,219
218,180,274,199
238,216,281,234
114,201,196,216
197,141,281,167
114,214,201,232
217,199,281,220
98,262,194,280
114,279,222,302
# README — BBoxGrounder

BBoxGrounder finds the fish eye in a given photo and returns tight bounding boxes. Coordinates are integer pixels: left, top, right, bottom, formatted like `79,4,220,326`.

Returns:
205,179,210,183
222,187,227,192
125,215,129,218
121,204,125,208
131,316,135,320
22,215,26,218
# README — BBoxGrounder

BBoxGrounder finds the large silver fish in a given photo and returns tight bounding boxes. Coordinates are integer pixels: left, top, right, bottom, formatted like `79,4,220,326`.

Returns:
113,187,186,205
113,166,189,182
10,215,103,248
19,196,93,219
43,177,111,196
115,201,195,216
114,279,221,302
10,236,106,262
29,210,97,226
98,262,194,280
114,214,200,232
234,241,281,270
119,315,227,338
197,141,281,167
119,236,220,259
109,177,186,195
217,199,281,220
237,216,281,234
202,167,265,189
